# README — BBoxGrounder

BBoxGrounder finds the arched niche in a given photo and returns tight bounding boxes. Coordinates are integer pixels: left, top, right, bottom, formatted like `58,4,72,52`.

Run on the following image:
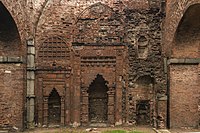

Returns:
0,2,21,56
134,75,154,99
172,4,200,58
134,75,155,125
88,74,109,123
137,35,149,59
48,88,61,125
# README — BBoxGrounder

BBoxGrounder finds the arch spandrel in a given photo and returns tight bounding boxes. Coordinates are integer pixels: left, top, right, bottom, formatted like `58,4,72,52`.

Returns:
163,0,200,55
77,2,113,21
0,0,27,41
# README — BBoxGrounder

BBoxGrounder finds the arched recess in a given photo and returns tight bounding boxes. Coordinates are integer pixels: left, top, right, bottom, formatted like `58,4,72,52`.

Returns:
88,74,109,123
134,75,155,125
172,4,200,58
163,0,200,55
0,2,21,55
48,88,61,125
0,1,25,40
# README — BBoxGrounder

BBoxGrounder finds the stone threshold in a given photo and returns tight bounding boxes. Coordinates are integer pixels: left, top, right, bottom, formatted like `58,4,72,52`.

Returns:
168,58,200,65
153,128,171,133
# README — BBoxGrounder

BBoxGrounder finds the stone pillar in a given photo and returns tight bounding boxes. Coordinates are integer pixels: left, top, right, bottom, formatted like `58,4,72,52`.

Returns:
157,96,167,128
65,84,70,125
115,48,124,125
43,97,48,126
198,98,200,128
61,96,65,126
72,52,81,127
37,78,43,126
107,87,115,125
80,87,89,126
26,39,35,128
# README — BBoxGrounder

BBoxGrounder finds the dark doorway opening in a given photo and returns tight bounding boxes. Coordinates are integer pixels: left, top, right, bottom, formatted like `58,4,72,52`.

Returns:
88,74,108,123
48,88,61,125
136,100,150,125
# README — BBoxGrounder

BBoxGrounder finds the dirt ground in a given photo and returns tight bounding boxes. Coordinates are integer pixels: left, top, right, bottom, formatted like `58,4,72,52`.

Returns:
23,126,156,133
169,128,200,133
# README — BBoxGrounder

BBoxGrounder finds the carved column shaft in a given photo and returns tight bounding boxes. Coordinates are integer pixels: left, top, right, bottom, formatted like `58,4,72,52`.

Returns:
27,39,35,128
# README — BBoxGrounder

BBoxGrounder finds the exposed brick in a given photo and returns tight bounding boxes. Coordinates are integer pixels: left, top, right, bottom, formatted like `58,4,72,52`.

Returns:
0,0,199,130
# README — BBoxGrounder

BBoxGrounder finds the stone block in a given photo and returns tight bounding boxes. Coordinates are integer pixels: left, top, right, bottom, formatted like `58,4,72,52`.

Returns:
27,71,35,80
0,56,3,62
27,55,35,68
28,47,35,55
7,57,22,62
27,39,34,46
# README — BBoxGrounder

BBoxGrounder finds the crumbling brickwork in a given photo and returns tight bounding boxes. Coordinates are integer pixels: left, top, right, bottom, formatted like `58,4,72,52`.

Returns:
125,7,166,127
0,0,199,131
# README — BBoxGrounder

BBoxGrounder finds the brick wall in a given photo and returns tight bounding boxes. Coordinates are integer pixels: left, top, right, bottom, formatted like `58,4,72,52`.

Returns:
170,65,199,128
0,64,25,129
0,0,199,130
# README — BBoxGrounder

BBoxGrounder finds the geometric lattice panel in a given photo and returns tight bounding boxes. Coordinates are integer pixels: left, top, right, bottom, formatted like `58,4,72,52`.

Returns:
38,37,70,61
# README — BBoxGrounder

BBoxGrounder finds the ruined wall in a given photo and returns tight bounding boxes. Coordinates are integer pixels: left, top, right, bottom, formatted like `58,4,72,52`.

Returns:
32,0,167,127
2,0,199,130
125,6,166,127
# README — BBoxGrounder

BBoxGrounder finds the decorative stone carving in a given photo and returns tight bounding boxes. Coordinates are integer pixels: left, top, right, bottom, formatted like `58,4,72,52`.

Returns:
81,56,116,67
137,35,149,59
38,36,70,61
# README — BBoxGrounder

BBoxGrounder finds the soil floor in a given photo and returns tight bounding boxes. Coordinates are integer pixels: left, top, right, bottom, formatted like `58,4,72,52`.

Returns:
23,126,156,133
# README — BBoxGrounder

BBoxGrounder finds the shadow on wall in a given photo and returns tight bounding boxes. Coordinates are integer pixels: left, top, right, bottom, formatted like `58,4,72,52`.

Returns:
172,4,200,58
0,2,21,56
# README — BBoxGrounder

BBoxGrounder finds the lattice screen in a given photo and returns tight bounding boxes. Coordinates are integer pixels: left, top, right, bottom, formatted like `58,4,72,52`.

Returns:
38,37,70,61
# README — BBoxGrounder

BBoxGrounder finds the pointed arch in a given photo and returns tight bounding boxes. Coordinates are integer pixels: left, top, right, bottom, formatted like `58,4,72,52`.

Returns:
0,2,21,42
74,2,124,44
88,74,109,91
175,4,200,42
163,0,200,55
88,74,109,123
0,1,25,41
48,88,61,125
76,2,113,23
172,3,200,58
